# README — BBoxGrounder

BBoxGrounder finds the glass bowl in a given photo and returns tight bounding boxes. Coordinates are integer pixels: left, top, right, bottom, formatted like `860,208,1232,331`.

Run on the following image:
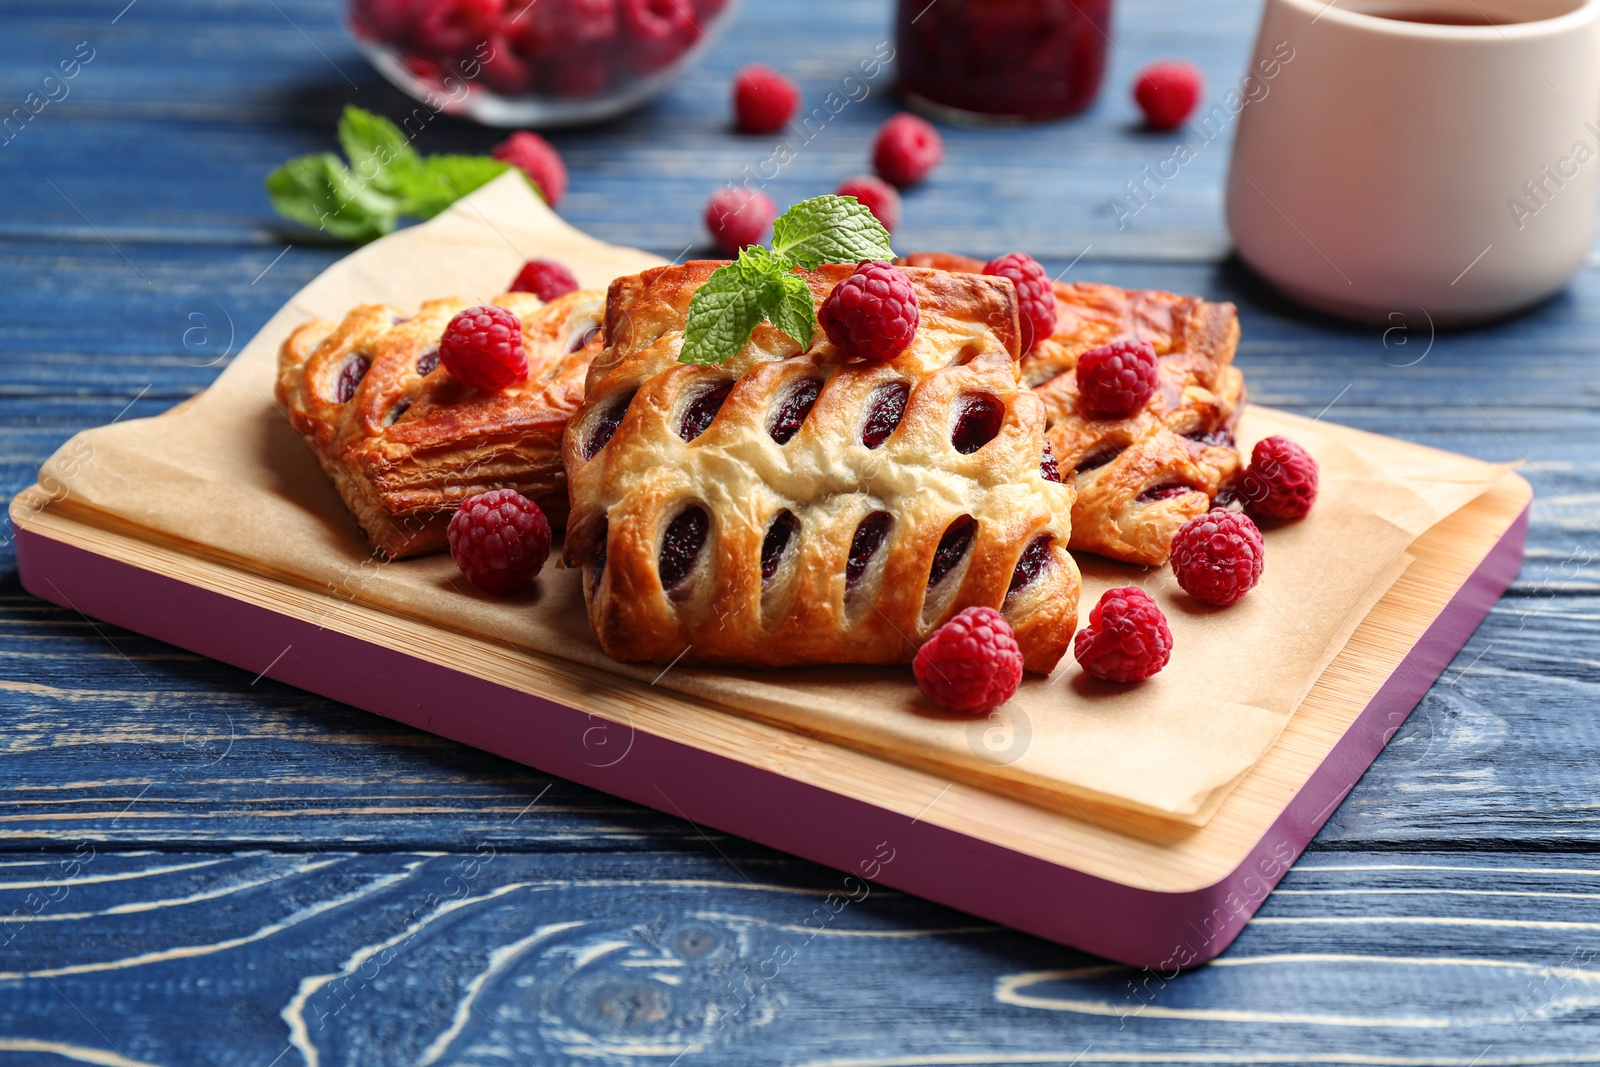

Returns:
347,0,738,127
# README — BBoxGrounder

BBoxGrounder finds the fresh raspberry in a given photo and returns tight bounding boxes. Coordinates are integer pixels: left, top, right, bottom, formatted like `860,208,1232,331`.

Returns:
412,0,504,61
732,64,799,134
819,261,920,362
1076,339,1158,418
440,305,528,392
914,606,1024,715
983,252,1056,353
542,51,611,97
491,131,568,207
1134,61,1203,131
509,259,579,301
1074,587,1173,682
512,0,617,52
704,186,777,254
1170,508,1264,607
620,0,695,40
872,112,944,187
836,175,902,232
1239,436,1319,522
448,489,551,595
480,34,533,94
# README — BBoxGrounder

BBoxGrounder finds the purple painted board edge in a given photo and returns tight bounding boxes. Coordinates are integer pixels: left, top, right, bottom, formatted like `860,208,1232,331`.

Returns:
12,503,1527,968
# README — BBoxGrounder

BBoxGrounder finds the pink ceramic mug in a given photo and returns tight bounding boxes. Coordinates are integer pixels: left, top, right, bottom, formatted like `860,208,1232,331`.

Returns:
1226,0,1600,324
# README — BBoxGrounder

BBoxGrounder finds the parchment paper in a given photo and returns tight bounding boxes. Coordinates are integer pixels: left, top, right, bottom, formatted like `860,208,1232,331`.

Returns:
34,174,1511,823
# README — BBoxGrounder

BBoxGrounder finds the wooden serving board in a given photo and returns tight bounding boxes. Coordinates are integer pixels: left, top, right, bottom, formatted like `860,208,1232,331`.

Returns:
9,466,1530,968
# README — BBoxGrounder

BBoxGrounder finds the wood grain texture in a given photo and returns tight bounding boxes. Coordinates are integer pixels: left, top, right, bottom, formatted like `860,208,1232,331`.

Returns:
2,0,1598,1059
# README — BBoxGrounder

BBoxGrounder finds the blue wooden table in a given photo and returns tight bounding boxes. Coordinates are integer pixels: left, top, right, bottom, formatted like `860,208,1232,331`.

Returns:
4,1,1599,1064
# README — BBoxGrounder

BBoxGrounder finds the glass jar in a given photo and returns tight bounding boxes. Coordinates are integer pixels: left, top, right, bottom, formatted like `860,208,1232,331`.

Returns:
347,0,739,127
895,0,1112,123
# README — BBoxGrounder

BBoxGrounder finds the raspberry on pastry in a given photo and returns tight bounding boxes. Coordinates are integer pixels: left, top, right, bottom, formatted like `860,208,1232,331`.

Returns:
982,252,1056,353
562,260,1081,673
900,252,1247,567
818,260,920,362
276,288,605,559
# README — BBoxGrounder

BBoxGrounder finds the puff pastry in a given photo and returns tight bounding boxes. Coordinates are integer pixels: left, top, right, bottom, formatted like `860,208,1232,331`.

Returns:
562,261,1081,673
277,289,604,559
902,253,1246,566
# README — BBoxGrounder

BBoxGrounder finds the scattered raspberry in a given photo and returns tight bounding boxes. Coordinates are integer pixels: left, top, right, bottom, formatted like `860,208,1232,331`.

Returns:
914,606,1024,715
1134,61,1203,131
819,260,920,362
872,112,944,187
1239,436,1319,522
704,186,777,254
1074,587,1173,682
491,131,568,208
732,64,799,133
983,252,1057,353
836,174,902,232
448,489,552,595
1076,339,1158,418
440,305,528,392
1170,508,1264,606
509,259,579,301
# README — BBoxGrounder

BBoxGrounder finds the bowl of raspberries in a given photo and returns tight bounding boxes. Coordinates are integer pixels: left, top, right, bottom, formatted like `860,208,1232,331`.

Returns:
347,0,737,127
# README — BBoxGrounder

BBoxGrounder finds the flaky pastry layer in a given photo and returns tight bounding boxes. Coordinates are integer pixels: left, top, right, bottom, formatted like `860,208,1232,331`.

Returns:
277,289,604,559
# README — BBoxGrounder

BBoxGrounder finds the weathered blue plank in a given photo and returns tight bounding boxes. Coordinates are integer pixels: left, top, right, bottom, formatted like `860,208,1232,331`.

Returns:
4,849,1600,1066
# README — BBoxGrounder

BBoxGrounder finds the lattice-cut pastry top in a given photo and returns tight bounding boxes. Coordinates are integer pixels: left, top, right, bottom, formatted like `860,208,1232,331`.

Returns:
902,253,1246,567
561,261,1081,673
277,289,604,559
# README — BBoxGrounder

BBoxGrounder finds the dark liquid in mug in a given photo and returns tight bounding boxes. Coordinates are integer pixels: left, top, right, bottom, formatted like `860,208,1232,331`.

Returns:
1348,4,1514,24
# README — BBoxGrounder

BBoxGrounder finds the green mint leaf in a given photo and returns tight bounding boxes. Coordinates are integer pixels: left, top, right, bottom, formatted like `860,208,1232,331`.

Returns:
770,194,894,270
679,261,776,366
337,106,420,196
766,272,816,351
266,153,398,244
391,155,512,220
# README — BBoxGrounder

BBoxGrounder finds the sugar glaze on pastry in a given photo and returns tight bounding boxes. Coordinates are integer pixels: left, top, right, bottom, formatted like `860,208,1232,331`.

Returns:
562,261,1081,673
277,289,603,559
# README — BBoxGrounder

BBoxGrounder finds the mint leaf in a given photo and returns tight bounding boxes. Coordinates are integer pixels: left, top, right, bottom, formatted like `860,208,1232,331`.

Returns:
679,262,775,366
265,153,398,243
391,154,512,219
767,272,816,351
337,106,419,196
677,195,893,364
771,195,893,270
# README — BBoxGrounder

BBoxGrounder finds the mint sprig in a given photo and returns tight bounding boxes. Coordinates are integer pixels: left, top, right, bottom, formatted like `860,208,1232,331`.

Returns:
679,195,894,366
265,106,518,244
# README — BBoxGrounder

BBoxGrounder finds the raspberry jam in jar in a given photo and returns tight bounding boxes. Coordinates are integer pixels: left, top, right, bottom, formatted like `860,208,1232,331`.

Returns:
895,0,1112,122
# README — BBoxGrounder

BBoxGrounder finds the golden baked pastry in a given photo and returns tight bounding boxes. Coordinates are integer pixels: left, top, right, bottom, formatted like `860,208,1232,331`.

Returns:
902,253,1246,566
277,289,604,559
561,261,1081,673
